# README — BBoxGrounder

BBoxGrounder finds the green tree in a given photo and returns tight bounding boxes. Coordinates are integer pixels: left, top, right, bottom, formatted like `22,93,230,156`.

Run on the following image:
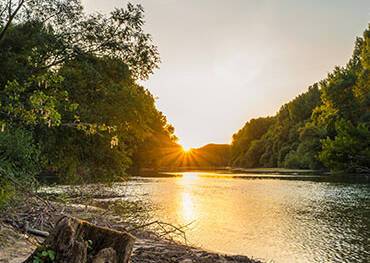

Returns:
36,55,175,182
0,128,41,208
231,117,274,167
231,85,321,169
232,24,370,173
0,1,167,186
319,120,370,172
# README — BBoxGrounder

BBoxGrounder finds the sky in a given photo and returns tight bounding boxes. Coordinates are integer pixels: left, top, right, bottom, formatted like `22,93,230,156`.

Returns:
82,0,370,149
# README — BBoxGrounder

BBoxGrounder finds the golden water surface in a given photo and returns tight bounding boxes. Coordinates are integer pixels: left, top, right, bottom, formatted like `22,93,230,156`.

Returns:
123,171,370,263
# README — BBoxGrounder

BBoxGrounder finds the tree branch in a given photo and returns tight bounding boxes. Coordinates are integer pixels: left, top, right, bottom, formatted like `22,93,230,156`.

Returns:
8,0,12,18
0,0,25,42
0,1,9,17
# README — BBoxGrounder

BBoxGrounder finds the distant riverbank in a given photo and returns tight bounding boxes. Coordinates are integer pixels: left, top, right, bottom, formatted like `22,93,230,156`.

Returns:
139,167,321,174
137,168,370,183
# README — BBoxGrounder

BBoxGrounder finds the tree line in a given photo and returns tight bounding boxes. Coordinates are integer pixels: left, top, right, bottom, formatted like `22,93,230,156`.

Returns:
0,0,178,206
231,25,370,173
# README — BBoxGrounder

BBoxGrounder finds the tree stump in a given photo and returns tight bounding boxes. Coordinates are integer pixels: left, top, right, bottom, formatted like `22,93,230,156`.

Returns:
23,216,135,263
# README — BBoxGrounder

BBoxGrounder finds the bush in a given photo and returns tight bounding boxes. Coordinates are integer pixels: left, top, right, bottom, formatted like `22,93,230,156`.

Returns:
0,128,41,208
319,120,370,172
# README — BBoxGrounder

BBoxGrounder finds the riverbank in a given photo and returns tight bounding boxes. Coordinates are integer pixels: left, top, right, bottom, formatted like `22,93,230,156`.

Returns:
139,167,324,175
138,168,370,184
0,196,262,263
3,171,369,262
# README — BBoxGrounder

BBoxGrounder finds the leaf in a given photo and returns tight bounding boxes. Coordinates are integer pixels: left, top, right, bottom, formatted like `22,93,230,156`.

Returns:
48,249,56,261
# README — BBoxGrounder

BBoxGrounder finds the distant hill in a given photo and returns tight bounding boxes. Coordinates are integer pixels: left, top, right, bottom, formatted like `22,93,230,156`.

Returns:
155,143,231,169
190,144,231,168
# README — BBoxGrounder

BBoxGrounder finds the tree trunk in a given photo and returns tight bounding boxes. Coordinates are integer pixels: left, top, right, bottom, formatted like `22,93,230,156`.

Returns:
23,216,135,263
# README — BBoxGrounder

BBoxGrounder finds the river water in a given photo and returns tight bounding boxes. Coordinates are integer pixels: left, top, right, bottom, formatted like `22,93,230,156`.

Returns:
119,171,369,263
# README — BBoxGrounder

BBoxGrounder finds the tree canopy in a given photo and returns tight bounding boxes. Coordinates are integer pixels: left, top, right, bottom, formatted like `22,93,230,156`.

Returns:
0,0,175,186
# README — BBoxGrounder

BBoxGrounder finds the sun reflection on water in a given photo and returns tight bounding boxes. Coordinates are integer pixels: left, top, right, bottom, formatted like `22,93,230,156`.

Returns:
181,172,199,181
176,172,200,223
181,192,195,222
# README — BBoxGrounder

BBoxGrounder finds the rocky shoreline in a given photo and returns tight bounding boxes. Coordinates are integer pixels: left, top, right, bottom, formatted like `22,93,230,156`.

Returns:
0,198,262,263
0,223,261,263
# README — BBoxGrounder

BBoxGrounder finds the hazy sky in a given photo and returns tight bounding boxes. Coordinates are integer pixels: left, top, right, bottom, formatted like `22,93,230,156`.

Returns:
82,0,369,148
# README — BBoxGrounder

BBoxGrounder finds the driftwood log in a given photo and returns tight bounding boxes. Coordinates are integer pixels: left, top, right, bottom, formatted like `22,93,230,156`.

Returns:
23,216,135,263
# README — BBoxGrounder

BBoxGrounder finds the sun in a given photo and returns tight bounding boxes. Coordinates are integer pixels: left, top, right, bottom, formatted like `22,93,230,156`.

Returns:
181,145,192,153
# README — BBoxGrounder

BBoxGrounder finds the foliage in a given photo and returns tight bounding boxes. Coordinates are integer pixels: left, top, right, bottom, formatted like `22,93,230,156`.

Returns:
232,24,370,173
314,26,370,172
283,123,325,169
0,0,174,186
0,0,160,80
32,247,56,263
0,178,15,209
231,117,274,167
131,121,178,171
192,144,231,167
36,55,175,182
0,128,41,179
0,128,41,208
231,85,322,169
319,120,370,172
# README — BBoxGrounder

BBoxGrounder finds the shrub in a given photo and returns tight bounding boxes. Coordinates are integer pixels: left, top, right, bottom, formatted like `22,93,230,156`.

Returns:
0,128,41,208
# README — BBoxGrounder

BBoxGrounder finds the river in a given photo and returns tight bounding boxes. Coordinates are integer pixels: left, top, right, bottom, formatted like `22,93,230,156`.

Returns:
119,171,369,263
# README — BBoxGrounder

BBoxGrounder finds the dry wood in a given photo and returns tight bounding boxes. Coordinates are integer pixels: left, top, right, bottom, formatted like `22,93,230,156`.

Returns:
23,216,135,263
25,224,50,238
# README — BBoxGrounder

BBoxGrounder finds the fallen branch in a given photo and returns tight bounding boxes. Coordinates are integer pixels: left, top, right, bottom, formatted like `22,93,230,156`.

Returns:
128,219,194,245
25,224,49,238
